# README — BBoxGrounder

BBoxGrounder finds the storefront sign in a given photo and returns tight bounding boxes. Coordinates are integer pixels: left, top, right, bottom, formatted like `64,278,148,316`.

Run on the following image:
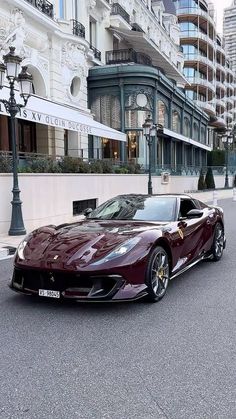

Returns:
19,109,92,134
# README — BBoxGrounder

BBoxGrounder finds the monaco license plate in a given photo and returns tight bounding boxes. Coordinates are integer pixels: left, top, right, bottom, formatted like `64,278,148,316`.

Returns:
39,289,60,299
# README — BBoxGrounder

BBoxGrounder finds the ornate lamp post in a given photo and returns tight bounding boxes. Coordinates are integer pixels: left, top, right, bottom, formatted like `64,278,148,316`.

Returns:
142,115,156,195
221,128,233,188
0,47,33,235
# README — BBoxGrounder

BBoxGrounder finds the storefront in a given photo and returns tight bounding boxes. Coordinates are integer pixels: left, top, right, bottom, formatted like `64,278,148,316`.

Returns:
88,63,211,170
0,89,126,158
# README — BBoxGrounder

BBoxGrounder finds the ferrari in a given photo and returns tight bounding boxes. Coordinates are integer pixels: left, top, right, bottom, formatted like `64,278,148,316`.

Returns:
10,194,226,303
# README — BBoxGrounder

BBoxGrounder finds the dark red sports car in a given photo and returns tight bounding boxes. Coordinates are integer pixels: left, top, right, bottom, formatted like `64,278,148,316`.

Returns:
10,194,225,303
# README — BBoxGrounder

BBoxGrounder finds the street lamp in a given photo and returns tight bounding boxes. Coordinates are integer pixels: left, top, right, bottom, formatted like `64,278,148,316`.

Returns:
221,128,233,188
142,115,156,195
0,47,33,235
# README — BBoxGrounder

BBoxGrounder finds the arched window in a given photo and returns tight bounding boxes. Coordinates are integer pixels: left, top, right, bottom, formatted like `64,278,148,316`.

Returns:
172,110,181,133
193,122,199,141
157,100,167,127
184,117,191,137
200,126,206,143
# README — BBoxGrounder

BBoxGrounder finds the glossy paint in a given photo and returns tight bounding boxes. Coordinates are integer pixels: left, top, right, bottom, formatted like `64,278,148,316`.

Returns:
11,194,225,301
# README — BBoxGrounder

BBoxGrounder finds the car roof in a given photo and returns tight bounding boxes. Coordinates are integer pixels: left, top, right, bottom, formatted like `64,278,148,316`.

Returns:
114,194,192,199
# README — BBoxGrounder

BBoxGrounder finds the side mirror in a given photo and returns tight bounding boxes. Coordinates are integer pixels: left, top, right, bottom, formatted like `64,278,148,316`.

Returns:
186,209,203,218
84,208,93,217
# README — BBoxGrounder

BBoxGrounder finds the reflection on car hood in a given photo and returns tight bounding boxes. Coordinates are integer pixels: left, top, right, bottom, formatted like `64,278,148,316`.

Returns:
22,220,168,267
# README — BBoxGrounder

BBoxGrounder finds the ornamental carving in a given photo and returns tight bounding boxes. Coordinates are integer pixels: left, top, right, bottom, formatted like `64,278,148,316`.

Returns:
87,0,97,10
125,87,153,111
2,9,26,57
62,42,87,72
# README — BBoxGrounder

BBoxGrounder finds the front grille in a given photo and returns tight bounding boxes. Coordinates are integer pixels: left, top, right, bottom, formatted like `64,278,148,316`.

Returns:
13,268,124,299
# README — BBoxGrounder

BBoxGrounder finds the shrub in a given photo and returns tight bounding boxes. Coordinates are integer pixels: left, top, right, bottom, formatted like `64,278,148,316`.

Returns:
197,169,207,190
114,166,129,174
205,167,215,189
59,156,80,173
90,160,103,173
0,155,12,173
101,160,113,173
27,158,53,173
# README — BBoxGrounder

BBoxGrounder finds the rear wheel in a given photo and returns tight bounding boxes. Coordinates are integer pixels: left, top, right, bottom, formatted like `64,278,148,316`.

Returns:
145,246,170,302
211,223,224,261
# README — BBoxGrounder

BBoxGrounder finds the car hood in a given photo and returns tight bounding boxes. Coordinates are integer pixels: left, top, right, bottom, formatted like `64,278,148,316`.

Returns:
20,219,167,268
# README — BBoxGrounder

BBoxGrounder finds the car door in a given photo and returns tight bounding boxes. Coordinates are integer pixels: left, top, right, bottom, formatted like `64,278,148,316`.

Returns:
171,198,208,273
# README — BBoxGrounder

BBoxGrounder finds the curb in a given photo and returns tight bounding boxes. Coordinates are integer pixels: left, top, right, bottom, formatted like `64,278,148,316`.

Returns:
0,246,16,260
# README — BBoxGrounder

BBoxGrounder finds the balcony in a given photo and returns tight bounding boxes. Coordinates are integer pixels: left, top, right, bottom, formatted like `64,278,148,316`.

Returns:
106,48,152,66
90,45,101,61
131,23,144,32
72,19,85,38
111,3,130,24
24,0,53,18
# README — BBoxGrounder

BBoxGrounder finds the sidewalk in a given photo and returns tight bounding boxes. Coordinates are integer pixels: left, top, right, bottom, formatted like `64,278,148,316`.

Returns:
0,188,235,259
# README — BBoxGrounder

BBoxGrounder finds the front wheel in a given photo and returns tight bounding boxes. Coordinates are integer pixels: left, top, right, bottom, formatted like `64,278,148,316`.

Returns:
145,246,170,302
211,223,224,261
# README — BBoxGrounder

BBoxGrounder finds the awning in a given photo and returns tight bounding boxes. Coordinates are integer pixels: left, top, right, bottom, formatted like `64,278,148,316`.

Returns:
0,89,126,142
108,27,189,86
163,128,212,151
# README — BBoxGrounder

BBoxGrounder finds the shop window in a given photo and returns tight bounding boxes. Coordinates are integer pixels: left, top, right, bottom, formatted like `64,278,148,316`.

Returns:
17,119,36,153
102,138,119,159
64,130,68,156
91,95,121,130
127,131,139,159
125,110,149,129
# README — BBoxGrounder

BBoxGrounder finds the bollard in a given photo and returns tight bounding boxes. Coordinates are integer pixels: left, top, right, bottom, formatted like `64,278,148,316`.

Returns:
233,188,236,202
213,190,218,206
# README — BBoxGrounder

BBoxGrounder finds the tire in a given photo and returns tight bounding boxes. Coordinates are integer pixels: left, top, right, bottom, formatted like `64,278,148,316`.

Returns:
211,222,224,261
145,246,170,302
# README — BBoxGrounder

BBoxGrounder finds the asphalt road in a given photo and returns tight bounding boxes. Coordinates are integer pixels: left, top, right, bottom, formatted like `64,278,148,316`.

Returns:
0,199,236,419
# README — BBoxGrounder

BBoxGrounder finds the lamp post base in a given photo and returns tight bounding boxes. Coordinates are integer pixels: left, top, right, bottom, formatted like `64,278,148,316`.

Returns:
8,197,26,236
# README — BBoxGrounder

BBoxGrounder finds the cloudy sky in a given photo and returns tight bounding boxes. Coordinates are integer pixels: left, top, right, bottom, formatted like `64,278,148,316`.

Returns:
214,0,233,33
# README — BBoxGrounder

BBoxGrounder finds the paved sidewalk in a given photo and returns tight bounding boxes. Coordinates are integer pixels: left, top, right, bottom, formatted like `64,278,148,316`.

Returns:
0,188,235,259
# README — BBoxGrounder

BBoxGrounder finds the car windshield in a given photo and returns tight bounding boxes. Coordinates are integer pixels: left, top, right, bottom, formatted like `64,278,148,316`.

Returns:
88,196,176,222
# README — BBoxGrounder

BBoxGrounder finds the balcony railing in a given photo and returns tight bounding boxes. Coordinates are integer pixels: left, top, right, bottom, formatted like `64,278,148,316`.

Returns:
90,44,101,61
72,19,85,38
106,48,152,66
111,3,130,24
25,0,53,18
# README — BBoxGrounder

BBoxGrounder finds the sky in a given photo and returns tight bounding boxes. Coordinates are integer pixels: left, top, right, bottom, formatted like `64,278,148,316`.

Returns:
214,0,233,33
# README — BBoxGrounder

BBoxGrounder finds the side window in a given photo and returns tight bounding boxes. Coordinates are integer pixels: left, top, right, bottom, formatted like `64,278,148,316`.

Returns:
179,199,197,218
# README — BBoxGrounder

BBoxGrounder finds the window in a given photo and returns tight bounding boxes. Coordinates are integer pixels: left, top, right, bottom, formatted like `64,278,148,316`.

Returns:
193,122,199,141
73,199,97,216
172,110,181,133
184,117,191,137
89,17,97,46
59,0,65,18
178,199,197,219
157,100,167,127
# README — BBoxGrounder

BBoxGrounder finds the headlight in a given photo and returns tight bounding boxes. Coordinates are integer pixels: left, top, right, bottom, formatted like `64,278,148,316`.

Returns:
93,237,141,265
17,239,28,260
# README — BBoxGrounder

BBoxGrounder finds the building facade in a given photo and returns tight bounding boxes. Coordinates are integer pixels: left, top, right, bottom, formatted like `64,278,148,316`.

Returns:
176,0,236,141
224,0,236,74
0,0,211,171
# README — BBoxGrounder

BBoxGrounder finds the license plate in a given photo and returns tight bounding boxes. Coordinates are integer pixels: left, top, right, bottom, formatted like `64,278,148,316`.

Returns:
39,289,60,299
